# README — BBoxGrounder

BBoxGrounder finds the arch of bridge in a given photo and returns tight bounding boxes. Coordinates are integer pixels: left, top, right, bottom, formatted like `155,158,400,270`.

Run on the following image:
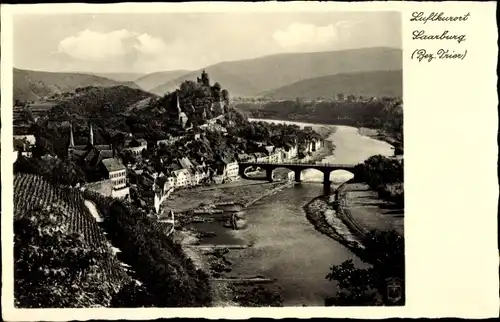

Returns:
239,163,357,176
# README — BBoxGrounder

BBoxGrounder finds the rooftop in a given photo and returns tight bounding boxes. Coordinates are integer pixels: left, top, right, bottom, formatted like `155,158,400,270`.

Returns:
102,158,126,172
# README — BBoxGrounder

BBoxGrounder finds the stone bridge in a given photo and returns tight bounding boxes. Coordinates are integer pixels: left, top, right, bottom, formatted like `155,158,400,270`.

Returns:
238,161,360,195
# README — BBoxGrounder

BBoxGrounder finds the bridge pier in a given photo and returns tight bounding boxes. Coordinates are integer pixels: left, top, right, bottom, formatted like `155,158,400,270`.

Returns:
266,169,274,182
323,171,332,196
323,183,332,196
294,170,302,183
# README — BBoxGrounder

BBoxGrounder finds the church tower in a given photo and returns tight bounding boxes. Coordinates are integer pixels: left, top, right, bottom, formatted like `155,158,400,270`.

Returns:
69,123,75,148
176,91,181,120
89,123,94,146
68,123,75,158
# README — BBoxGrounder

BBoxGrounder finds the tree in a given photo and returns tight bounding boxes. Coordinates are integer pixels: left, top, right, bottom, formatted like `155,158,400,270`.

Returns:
51,159,86,186
200,70,210,87
221,89,230,104
111,281,155,307
14,205,117,308
211,82,222,100
120,150,137,166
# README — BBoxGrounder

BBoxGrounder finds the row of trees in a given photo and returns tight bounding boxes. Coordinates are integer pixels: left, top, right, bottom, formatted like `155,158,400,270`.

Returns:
326,229,405,306
144,113,322,176
355,155,404,207
14,155,86,187
326,155,404,306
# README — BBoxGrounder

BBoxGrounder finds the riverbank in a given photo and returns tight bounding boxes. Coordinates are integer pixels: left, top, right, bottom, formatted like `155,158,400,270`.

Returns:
166,180,293,213
340,183,404,236
358,127,402,155
303,190,365,253
303,181,404,263
174,219,284,307
169,179,294,307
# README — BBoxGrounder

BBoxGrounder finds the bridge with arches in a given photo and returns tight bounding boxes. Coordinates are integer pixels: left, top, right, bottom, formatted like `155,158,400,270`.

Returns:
238,161,361,195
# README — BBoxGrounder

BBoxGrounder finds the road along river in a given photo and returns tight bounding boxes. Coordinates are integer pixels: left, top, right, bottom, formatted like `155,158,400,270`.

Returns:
192,119,395,306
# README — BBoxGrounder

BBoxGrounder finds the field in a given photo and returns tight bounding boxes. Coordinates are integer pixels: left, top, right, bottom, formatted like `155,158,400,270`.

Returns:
14,173,108,245
343,183,404,236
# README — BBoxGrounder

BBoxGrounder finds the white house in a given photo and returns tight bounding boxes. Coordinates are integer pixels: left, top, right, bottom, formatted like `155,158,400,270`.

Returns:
13,134,36,146
284,142,298,159
254,152,269,163
221,157,239,179
268,147,283,163
173,169,190,187
102,158,130,199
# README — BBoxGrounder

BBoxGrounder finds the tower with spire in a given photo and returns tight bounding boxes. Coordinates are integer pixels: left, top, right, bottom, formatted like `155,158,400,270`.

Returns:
89,123,94,146
69,123,75,148
176,92,181,115
176,91,188,129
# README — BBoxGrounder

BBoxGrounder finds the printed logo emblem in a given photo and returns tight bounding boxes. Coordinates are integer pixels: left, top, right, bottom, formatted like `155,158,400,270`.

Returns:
385,277,403,304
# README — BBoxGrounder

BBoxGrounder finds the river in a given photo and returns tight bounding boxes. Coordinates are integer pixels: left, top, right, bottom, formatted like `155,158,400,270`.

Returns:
196,119,395,306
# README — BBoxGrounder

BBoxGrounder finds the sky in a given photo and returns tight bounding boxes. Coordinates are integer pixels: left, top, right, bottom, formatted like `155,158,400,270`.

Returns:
13,12,401,74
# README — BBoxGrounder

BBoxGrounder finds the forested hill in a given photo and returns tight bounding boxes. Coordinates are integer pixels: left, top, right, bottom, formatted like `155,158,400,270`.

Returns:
49,85,158,121
14,68,141,103
261,70,402,100
150,47,402,97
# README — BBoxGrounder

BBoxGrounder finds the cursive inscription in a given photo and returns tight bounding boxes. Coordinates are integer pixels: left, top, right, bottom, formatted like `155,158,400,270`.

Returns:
412,30,466,44
411,49,467,63
410,12,469,63
410,12,470,24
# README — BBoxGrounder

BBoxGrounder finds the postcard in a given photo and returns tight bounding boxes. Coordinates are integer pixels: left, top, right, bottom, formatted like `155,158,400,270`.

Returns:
1,1,498,320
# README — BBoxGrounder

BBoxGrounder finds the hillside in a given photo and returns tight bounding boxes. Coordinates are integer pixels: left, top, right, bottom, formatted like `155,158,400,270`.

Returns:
262,70,402,100
14,68,141,103
49,85,158,121
13,172,212,307
134,70,191,91
150,47,402,97
13,173,129,305
14,173,110,247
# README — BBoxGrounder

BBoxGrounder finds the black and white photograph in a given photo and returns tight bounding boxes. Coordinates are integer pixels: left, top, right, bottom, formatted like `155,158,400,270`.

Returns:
10,9,404,308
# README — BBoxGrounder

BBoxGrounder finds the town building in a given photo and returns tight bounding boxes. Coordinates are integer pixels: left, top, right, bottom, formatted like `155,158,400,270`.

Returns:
13,134,36,146
254,152,269,163
123,138,147,156
268,147,283,163
304,138,323,153
13,135,35,158
219,157,239,180
156,135,182,146
173,168,190,188
101,158,130,199
283,142,298,159
237,153,256,163
67,123,115,166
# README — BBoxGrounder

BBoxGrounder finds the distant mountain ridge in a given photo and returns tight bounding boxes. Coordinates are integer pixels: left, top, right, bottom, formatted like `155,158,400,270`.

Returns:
14,68,141,103
262,70,403,100
91,72,146,82
134,70,191,91
150,47,402,97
